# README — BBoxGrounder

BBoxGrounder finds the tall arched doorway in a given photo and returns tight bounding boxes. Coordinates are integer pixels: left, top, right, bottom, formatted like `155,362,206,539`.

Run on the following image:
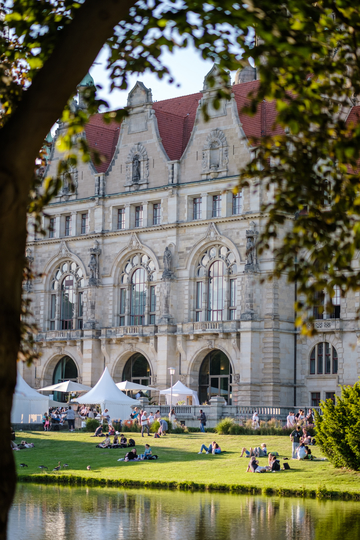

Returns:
122,353,151,387
52,356,78,402
199,350,232,405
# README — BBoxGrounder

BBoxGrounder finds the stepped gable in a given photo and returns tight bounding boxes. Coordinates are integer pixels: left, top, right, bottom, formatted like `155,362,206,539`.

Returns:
232,80,282,141
84,113,121,173
153,92,202,160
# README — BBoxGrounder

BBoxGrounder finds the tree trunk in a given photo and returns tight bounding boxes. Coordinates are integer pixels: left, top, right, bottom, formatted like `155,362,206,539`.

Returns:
0,1,138,536
0,169,29,539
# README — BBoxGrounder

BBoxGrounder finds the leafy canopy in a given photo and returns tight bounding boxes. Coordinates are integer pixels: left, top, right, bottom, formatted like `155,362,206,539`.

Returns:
2,1,360,335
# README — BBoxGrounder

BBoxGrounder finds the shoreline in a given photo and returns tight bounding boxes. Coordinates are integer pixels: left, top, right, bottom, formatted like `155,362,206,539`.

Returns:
17,474,360,501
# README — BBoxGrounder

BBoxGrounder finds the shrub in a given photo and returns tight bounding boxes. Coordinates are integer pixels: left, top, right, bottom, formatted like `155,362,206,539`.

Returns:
85,418,100,432
150,418,172,433
316,383,360,471
215,417,234,435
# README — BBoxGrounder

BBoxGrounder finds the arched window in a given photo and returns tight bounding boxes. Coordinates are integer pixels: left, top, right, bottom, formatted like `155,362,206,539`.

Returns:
199,350,232,405
119,253,156,326
123,353,151,387
195,245,237,322
208,260,225,321
131,268,146,325
53,356,78,402
310,343,338,375
50,261,85,330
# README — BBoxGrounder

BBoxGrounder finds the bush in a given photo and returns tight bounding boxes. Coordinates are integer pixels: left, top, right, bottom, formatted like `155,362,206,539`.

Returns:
85,418,100,432
316,383,360,471
215,417,234,435
150,418,173,433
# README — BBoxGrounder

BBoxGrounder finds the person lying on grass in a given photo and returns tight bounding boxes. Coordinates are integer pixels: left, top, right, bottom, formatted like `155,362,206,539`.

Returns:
240,443,267,458
96,434,111,448
198,441,221,454
246,456,267,473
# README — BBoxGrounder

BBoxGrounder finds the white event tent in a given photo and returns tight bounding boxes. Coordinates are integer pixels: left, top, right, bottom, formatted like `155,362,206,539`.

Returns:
75,367,140,420
160,380,200,406
11,373,49,424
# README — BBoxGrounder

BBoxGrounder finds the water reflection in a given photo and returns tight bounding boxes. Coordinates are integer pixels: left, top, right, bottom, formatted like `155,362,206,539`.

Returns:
8,484,360,540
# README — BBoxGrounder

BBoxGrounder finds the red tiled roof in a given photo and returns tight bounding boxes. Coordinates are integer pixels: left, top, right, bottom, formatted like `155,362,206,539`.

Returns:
232,80,283,140
84,113,120,173
346,105,360,127
153,92,202,160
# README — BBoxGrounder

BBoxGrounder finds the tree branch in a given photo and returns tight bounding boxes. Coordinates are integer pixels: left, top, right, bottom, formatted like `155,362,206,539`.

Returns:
0,0,137,181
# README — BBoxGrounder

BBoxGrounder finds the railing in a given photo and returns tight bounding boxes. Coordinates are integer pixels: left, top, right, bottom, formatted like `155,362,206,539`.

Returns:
156,404,321,422
103,325,157,339
36,329,83,341
178,320,240,335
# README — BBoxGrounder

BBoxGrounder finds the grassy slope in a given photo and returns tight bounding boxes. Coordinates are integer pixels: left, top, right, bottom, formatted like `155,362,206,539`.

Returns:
13,431,360,497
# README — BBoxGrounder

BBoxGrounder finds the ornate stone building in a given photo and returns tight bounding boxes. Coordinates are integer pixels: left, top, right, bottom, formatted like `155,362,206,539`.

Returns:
21,66,360,408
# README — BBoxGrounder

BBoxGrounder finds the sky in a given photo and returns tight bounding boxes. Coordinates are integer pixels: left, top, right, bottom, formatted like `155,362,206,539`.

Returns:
89,45,239,110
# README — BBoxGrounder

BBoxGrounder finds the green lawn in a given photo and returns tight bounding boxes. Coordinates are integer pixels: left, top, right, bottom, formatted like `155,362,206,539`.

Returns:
13,431,360,498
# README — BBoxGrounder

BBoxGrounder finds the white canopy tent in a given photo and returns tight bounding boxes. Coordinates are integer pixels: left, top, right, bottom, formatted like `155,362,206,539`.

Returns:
159,380,200,406
39,381,92,393
75,368,140,420
11,373,49,424
116,381,159,392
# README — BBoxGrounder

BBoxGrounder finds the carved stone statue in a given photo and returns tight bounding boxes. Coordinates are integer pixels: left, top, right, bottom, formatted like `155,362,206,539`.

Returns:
245,222,259,273
88,254,97,280
162,246,173,280
88,240,101,287
132,156,141,182
246,236,254,265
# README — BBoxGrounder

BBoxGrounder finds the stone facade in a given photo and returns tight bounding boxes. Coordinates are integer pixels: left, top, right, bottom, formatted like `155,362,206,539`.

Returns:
20,66,360,407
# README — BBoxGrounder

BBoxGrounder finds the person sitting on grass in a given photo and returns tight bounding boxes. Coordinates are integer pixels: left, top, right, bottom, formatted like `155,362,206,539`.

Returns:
112,434,119,448
96,434,111,448
300,429,312,445
90,425,104,437
296,442,308,460
140,444,152,460
266,453,281,471
198,441,222,454
108,424,115,436
120,434,127,447
246,456,267,473
124,448,139,462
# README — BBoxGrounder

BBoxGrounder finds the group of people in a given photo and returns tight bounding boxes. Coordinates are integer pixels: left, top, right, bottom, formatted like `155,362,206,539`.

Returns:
42,406,76,431
96,433,134,449
246,453,281,473
287,408,315,429
118,444,158,462
290,426,315,459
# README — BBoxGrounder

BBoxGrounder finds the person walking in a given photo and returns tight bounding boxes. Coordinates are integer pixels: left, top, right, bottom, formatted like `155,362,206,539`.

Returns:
66,406,76,432
141,411,150,437
290,425,302,458
199,409,206,433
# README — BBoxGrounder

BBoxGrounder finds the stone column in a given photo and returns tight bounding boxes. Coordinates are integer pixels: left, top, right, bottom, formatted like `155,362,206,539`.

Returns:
55,289,61,330
125,283,131,326
72,282,78,330
209,395,226,422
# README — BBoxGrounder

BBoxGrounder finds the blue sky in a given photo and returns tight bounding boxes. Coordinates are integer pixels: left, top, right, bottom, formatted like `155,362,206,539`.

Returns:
89,45,238,110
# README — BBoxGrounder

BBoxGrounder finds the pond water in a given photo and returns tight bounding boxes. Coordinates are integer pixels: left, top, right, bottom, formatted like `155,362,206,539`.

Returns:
8,484,360,540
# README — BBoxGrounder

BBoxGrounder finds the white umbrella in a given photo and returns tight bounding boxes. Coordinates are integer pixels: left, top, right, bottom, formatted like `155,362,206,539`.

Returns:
116,380,159,392
38,380,92,393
